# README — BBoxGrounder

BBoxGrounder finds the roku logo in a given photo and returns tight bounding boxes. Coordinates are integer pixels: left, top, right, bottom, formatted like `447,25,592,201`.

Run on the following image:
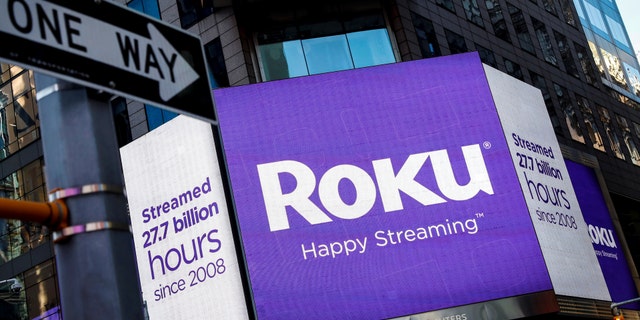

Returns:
257,144,494,231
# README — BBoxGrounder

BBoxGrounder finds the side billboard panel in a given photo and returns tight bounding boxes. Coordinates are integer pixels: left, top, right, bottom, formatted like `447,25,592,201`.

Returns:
565,159,640,309
215,53,553,319
486,65,611,301
120,116,249,319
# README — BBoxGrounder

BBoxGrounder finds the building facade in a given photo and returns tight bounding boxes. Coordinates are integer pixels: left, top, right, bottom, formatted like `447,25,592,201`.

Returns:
1,0,640,319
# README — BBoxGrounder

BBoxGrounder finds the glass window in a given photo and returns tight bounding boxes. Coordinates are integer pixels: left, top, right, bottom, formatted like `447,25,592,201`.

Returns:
606,16,629,48
303,35,354,74
541,0,557,15
436,0,455,12
1,64,10,84
508,4,536,55
532,18,558,66
476,44,497,67
554,83,584,143
624,62,640,97
445,29,468,54
600,47,629,90
574,0,586,19
486,0,510,43
177,0,214,29
128,0,160,17
0,69,39,160
259,41,308,81
145,105,177,131
559,0,577,26
584,1,607,33
575,42,599,85
204,38,230,88
24,260,60,320
411,12,442,58
576,95,606,152
257,12,395,81
462,0,484,27
347,29,395,68
633,122,640,149
597,105,625,159
554,30,580,78
504,58,523,80
0,159,49,264
616,115,640,166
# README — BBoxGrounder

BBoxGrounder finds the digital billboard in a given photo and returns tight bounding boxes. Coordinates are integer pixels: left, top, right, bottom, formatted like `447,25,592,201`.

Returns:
486,66,611,301
565,159,640,309
215,53,554,319
120,116,249,319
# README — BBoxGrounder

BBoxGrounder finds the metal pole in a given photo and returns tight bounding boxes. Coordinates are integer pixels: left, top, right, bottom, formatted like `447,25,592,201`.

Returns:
0,198,67,229
34,74,144,320
611,296,640,309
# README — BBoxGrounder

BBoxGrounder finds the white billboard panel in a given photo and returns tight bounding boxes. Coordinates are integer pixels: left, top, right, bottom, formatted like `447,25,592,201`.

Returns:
486,65,610,301
120,115,249,319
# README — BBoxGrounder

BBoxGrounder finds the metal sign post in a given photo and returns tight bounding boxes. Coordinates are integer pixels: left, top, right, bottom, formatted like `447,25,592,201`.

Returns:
35,74,144,320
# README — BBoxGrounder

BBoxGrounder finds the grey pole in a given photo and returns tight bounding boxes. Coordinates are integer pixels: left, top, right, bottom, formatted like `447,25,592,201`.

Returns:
35,74,144,320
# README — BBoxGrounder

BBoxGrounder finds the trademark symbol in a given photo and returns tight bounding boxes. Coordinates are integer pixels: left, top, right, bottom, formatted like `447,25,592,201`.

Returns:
475,212,485,218
482,141,491,149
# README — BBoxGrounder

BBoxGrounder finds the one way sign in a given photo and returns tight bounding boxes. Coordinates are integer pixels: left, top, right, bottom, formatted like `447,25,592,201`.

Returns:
0,0,215,123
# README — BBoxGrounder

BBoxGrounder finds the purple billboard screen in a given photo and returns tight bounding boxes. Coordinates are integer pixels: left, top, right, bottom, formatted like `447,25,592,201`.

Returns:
215,53,552,319
566,160,639,310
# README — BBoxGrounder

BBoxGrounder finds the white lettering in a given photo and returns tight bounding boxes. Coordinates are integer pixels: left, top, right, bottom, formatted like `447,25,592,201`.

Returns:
258,144,494,231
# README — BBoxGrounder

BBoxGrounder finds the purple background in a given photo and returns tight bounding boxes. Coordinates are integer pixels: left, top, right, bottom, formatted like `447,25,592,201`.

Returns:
215,53,552,319
566,160,640,310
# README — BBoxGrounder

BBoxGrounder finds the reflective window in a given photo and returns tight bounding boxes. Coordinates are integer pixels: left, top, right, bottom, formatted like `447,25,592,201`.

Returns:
554,83,584,143
541,0,557,15
504,58,523,80
0,64,9,84
204,38,230,88
601,47,629,90
0,67,39,160
486,0,510,43
597,105,625,159
257,13,395,81
624,63,640,97
616,115,640,166
445,29,468,54
584,1,607,34
0,159,49,265
554,30,580,78
303,35,354,74
532,18,558,66
606,16,629,48
576,95,605,152
574,0,586,20
559,0,577,26
177,0,214,29
463,0,484,27
508,4,536,55
436,0,456,12
633,122,640,148
575,42,599,85
348,29,396,68
411,12,442,58
476,44,497,67
0,259,61,319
